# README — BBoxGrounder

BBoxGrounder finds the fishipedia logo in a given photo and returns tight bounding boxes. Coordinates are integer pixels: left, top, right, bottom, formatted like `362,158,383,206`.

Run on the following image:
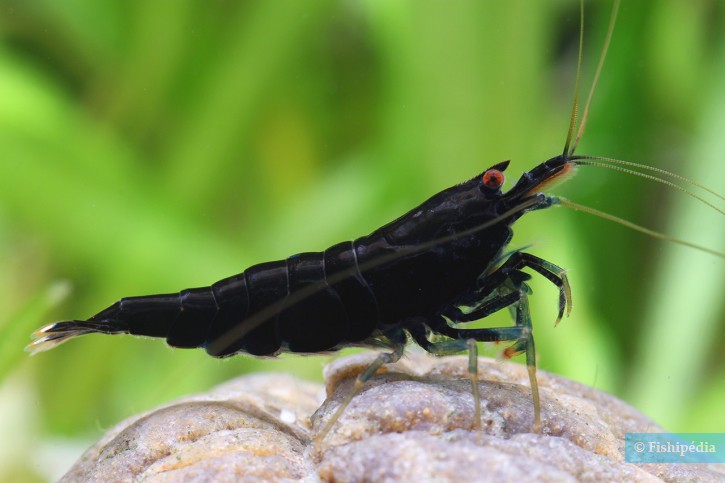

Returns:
625,433,725,463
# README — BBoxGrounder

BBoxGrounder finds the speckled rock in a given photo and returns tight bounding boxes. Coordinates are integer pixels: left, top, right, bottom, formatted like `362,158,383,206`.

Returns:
62,353,725,482
62,374,321,482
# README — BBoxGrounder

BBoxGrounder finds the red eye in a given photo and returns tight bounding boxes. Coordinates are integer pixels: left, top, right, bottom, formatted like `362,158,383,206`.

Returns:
482,169,505,190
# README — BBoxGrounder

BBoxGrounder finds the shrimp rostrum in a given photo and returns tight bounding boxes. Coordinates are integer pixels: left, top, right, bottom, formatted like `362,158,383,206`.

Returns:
27,0,723,438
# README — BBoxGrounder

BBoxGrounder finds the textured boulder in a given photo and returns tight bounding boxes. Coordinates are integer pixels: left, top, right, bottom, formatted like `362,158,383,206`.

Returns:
63,353,724,482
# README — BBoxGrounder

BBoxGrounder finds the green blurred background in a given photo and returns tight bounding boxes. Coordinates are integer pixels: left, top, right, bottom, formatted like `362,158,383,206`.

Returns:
0,0,723,480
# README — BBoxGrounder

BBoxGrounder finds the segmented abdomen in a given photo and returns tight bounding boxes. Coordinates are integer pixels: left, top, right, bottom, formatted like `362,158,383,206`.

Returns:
116,241,380,357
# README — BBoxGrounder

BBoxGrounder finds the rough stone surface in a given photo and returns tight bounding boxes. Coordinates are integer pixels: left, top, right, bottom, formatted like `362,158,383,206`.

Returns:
62,353,725,482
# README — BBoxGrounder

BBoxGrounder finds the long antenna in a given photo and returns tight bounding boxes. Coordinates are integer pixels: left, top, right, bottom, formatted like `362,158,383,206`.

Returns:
558,198,724,259
572,155,724,201
573,160,724,215
569,0,620,155
562,0,585,157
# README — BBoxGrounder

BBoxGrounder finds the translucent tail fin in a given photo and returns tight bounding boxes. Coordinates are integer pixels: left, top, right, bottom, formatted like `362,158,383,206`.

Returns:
27,320,128,355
